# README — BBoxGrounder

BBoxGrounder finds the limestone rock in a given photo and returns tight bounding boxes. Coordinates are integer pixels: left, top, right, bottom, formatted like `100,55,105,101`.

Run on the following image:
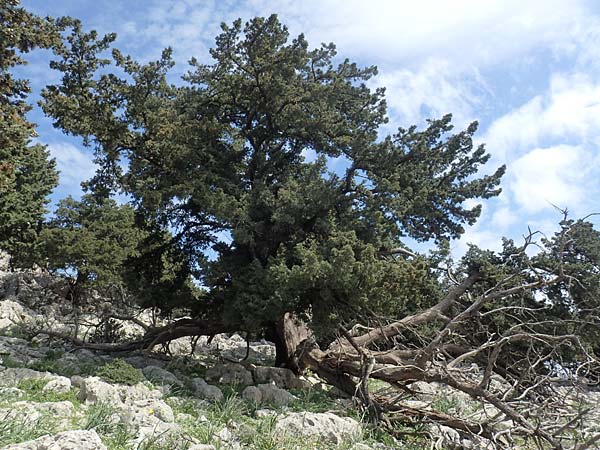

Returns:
119,398,174,427
78,377,122,405
0,335,48,366
256,384,296,407
142,365,182,386
241,385,262,403
0,386,24,399
205,363,253,386
0,300,35,331
117,382,163,404
275,412,361,445
0,401,76,430
42,376,72,394
0,368,52,386
1,429,107,450
191,377,224,402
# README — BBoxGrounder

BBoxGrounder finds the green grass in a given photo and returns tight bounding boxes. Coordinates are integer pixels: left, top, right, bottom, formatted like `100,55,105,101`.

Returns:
432,394,460,414
81,401,136,450
15,378,80,404
288,387,342,414
1,354,26,368
0,410,58,447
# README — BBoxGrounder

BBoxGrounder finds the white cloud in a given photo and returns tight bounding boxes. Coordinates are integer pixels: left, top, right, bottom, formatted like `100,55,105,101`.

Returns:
48,143,97,189
483,73,600,163
374,59,490,129
510,145,591,213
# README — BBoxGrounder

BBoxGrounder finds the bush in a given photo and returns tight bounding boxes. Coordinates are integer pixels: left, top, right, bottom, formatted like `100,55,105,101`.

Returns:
95,359,144,385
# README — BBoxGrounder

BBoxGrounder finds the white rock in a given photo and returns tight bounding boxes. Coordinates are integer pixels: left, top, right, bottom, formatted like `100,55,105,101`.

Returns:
119,398,175,427
191,377,224,402
1,429,107,450
188,445,216,450
409,381,440,399
431,425,462,449
275,412,361,445
0,300,35,331
255,408,277,418
42,376,72,394
134,422,183,448
257,384,296,407
176,412,195,422
78,377,122,405
0,386,24,398
216,426,234,442
117,382,163,404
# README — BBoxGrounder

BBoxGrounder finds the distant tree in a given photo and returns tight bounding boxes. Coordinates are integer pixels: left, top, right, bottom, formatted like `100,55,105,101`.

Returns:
41,194,144,305
0,0,59,267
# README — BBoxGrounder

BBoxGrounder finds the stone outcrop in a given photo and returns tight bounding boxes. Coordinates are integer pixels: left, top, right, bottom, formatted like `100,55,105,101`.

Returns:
275,412,362,444
1,430,107,450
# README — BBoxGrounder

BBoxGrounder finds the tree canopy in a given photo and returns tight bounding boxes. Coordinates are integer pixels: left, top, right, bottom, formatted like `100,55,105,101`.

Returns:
0,0,59,267
40,15,505,338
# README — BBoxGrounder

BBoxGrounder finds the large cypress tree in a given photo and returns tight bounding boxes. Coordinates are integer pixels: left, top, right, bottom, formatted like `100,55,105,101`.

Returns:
0,0,59,267
41,16,504,359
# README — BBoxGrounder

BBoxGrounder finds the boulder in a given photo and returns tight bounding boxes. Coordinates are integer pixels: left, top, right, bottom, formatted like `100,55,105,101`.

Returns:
119,399,183,449
0,339,46,367
256,384,296,407
241,385,262,403
117,382,163,404
42,376,72,394
1,429,107,450
78,377,122,405
0,368,53,386
0,300,35,331
205,363,253,386
0,386,24,399
191,377,224,402
119,398,175,426
275,412,361,445
142,365,182,386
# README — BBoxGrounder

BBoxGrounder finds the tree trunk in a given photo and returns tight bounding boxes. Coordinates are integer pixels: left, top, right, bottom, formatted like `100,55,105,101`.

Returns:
265,313,313,371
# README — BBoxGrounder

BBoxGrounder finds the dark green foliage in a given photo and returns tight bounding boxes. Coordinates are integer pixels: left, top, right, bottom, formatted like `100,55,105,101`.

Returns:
95,358,144,385
121,226,200,314
0,0,59,267
40,15,504,336
41,194,144,301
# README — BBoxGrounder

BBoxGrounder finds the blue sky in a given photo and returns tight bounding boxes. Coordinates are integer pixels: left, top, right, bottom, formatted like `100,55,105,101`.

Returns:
18,0,600,255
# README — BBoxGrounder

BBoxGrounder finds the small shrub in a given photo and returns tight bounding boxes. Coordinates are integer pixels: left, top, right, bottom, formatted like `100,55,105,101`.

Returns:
95,359,144,385
1,354,25,368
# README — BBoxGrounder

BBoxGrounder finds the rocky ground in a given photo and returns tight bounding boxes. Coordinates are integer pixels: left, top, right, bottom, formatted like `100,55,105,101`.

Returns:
1,267,599,449
0,269,403,450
